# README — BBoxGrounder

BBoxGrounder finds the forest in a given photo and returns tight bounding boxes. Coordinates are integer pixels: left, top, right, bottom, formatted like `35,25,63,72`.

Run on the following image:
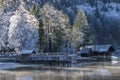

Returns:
0,0,120,53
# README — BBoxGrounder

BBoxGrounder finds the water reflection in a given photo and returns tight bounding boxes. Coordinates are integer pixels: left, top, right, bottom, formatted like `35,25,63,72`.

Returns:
0,61,120,80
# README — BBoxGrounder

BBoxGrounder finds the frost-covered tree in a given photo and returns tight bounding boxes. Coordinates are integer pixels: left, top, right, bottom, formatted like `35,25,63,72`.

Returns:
83,1,120,46
0,0,15,48
8,2,39,51
41,3,70,52
72,10,90,51
0,13,9,48
26,3,46,52
0,0,18,12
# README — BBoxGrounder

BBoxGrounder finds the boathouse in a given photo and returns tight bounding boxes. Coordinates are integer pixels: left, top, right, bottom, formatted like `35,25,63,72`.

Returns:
78,48,93,57
19,50,36,61
85,45,115,56
20,50,36,55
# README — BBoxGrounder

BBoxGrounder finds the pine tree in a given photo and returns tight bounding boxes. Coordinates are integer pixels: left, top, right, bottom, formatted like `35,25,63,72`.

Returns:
72,10,90,51
38,20,46,52
41,3,70,52
27,3,46,52
29,3,36,15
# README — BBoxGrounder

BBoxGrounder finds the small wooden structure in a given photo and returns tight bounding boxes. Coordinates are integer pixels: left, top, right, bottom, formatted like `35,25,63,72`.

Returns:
85,45,115,56
19,50,36,61
78,45,115,60
20,50,36,55
78,48,93,57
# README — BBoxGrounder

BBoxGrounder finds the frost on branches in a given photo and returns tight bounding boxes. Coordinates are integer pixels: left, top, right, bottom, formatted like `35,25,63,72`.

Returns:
41,3,71,52
0,8,12,48
8,2,39,51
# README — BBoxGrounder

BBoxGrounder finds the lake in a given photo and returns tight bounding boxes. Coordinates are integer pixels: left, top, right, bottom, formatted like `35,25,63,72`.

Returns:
0,61,120,80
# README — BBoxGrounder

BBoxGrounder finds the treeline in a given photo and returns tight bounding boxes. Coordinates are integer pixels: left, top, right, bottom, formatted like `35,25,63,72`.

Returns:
1,0,120,53
26,2,91,53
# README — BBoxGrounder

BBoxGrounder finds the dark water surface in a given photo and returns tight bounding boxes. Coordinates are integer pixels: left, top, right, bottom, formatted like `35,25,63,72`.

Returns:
0,61,120,80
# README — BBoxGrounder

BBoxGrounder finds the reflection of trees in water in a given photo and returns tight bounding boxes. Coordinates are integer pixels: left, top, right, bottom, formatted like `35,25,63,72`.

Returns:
0,66,120,80
0,71,73,80
0,71,112,80
0,73,15,80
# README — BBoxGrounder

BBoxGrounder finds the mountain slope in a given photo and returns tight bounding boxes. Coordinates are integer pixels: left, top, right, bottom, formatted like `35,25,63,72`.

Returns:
0,0,120,52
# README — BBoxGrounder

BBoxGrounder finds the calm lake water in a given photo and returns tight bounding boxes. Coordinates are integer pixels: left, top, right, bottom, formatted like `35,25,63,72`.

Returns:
0,61,120,80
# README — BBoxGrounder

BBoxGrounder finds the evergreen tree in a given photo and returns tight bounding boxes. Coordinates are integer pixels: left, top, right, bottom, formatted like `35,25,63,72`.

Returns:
72,10,90,51
38,20,46,52
27,3,46,52
41,3,70,52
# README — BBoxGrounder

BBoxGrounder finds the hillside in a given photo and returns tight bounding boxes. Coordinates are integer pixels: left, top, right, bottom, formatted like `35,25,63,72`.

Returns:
0,0,120,53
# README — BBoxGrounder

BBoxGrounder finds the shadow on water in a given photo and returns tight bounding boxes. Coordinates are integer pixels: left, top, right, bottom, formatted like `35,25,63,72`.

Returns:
0,61,120,80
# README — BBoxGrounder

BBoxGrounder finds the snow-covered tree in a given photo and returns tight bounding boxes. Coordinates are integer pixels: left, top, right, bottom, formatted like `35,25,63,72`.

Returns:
0,13,9,48
0,8,11,48
8,2,39,51
41,3,70,52
0,0,18,48
72,10,90,51
26,3,46,52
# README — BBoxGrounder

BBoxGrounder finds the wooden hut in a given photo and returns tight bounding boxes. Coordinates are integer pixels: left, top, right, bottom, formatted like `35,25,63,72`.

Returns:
19,50,36,61
78,48,93,57
85,45,115,58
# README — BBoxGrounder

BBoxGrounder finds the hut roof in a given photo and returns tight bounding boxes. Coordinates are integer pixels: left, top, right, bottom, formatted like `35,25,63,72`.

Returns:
80,48,92,54
85,45,115,52
20,50,36,55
